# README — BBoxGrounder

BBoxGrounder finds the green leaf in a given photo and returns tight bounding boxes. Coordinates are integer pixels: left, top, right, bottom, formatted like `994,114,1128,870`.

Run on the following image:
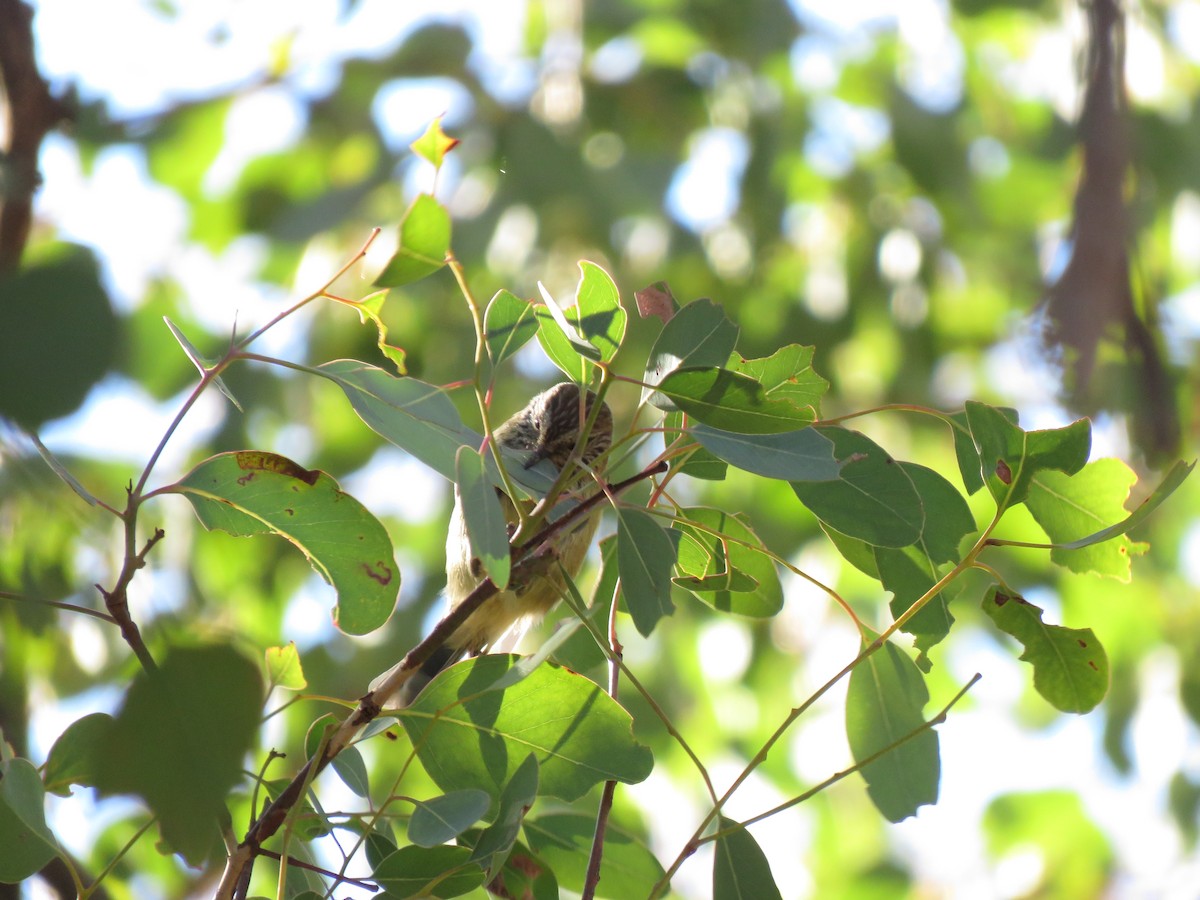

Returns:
964,402,1090,508
656,367,817,434
330,289,408,374
1026,459,1148,580
455,446,512,590
410,116,460,169
713,816,783,900
484,289,539,368
673,507,783,617
524,812,666,898
0,757,59,882
980,585,1109,713
305,713,370,798
846,638,940,822
616,507,679,636
690,424,839,482
949,406,1016,494
490,841,559,900
374,193,451,287
470,754,539,880
401,655,653,802
663,411,727,480
642,297,739,408
265,642,307,691
92,644,263,865
573,260,626,361
878,463,975,656
43,712,113,796
169,450,398,635
313,360,474,482
373,845,486,898
534,262,626,381
727,344,828,419
164,316,243,411
409,790,492,848
791,427,924,548
1049,459,1193,550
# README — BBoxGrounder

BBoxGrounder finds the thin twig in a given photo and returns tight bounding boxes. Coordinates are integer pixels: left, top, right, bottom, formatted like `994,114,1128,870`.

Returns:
729,673,981,833
95,525,165,672
253,848,378,892
0,590,117,624
580,565,626,900
216,459,670,896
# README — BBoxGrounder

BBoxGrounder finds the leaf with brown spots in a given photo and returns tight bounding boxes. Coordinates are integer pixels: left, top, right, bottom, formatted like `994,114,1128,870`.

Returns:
167,451,399,635
981,584,1109,713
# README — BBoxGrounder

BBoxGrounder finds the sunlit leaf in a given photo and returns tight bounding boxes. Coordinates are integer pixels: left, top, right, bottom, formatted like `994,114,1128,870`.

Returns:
673,507,783,617
616,506,679,636
411,116,460,169
965,402,1090,508
981,585,1108,713
846,637,940,822
534,262,626,381
374,193,451,287
402,655,653,802
1047,459,1193,551
524,812,666,898
169,450,398,635
265,642,307,691
485,289,539,368
330,289,408,374
713,817,783,900
727,344,828,420
656,366,816,433
1026,460,1146,580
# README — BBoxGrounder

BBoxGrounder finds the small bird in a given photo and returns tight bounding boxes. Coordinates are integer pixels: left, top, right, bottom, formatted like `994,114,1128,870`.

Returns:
379,382,613,706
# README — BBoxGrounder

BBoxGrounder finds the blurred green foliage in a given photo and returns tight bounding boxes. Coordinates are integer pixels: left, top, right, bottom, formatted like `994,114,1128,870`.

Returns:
2,0,1198,897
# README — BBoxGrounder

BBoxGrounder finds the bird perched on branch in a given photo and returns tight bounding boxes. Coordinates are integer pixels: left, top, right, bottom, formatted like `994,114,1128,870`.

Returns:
377,382,613,706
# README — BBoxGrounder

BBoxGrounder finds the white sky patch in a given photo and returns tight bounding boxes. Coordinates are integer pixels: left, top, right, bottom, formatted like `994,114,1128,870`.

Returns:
1169,1,1200,62
36,138,189,309
373,77,475,151
897,0,964,112
341,447,449,524
39,374,226,473
804,97,890,177
666,127,749,232
205,86,308,194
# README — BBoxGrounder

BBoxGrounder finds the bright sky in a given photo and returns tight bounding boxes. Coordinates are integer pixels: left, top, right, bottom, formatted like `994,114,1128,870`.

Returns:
22,1,1200,897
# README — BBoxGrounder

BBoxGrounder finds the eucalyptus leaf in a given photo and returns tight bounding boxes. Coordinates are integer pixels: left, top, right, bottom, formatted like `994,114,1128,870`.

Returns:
642,297,739,408
616,506,680,636
455,446,512,589
374,193,451,286
713,817,783,900
981,585,1109,713
690,423,839,482
402,655,653,802
845,637,940,822
169,450,398,635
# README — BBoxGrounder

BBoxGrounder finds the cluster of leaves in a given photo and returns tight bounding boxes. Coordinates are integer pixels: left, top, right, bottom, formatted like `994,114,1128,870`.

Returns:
2,126,1189,899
